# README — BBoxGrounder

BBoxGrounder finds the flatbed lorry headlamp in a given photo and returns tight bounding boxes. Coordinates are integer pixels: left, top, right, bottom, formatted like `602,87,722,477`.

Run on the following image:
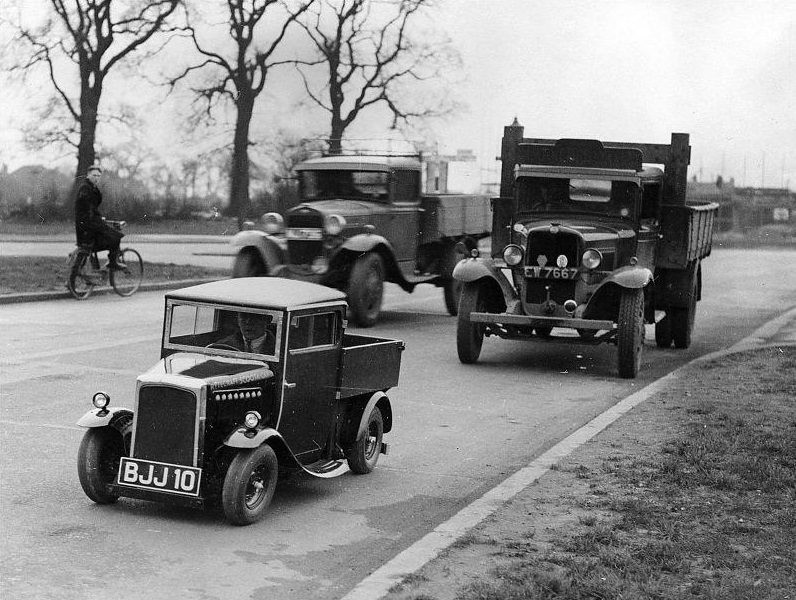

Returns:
325,214,346,235
581,249,602,270
244,411,261,429
92,392,110,409
503,244,524,266
261,212,284,234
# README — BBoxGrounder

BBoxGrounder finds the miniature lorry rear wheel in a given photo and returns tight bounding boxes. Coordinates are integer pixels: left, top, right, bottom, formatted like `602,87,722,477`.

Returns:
655,313,673,348
77,427,125,504
232,249,267,278
348,253,384,327
457,282,486,363
222,444,278,525
617,288,645,379
347,407,384,474
670,263,698,349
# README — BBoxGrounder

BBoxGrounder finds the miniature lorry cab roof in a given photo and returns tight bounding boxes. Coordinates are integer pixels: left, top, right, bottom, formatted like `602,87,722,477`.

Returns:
167,277,347,310
295,155,421,172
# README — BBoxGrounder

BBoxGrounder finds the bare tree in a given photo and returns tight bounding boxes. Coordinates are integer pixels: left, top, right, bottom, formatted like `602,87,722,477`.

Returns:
170,0,313,229
8,0,183,192
296,0,460,154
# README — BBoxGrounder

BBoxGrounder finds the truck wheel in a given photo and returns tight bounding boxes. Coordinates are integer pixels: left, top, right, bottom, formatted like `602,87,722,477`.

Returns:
77,427,125,504
670,271,698,349
232,249,267,278
442,240,472,316
443,278,464,317
347,407,384,474
617,288,645,379
222,445,278,526
348,253,384,327
457,282,486,363
655,313,673,348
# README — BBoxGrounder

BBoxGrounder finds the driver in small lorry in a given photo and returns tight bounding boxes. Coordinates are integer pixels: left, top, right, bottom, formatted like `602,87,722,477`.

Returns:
218,312,276,355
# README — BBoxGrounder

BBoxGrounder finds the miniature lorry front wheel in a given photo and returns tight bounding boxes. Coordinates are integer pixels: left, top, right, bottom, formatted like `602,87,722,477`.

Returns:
348,407,384,474
617,287,645,379
77,427,125,504
348,253,384,327
457,282,486,363
222,444,278,525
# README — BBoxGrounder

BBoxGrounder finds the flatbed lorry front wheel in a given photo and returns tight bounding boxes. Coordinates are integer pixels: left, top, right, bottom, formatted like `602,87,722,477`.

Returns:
617,287,645,379
457,282,486,363
348,253,384,327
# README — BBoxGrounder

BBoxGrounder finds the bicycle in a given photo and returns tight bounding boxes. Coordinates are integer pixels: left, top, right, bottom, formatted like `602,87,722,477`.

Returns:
66,220,144,300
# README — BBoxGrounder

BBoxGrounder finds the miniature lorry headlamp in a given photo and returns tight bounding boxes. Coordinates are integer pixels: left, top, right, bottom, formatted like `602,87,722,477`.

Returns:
325,214,346,235
244,411,261,429
261,212,284,234
92,392,110,410
581,249,602,270
503,244,524,266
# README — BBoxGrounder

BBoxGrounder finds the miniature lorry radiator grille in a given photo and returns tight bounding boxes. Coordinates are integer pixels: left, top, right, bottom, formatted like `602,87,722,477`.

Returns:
132,386,199,466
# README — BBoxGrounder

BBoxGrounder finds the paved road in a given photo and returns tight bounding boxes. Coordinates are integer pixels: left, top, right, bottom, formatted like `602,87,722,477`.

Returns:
1,248,794,600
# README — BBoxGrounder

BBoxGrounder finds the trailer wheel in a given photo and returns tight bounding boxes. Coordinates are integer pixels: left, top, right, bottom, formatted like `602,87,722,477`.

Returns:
222,445,278,526
347,407,384,474
670,268,698,349
348,253,384,327
655,313,673,348
617,288,645,378
77,427,125,504
457,282,486,363
232,249,267,278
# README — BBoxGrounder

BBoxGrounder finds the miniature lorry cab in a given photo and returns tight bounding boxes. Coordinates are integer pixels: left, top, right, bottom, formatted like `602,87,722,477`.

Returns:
76,278,404,525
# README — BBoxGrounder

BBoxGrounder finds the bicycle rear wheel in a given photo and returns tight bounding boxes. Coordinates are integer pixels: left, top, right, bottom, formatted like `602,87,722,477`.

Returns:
110,248,143,297
67,251,96,300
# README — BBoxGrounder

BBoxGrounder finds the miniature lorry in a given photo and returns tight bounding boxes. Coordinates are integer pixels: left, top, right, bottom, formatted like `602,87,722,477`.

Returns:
230,154,491,326
76,278,403,525
453,119,718,378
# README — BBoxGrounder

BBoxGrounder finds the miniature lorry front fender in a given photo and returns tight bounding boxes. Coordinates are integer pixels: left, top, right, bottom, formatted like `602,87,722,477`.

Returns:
453,258,519,306
76,407,133,430
230,230,286,274
358,391,393,437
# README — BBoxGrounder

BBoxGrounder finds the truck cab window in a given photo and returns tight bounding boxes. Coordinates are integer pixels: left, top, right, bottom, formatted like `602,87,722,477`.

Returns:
289,313,337,350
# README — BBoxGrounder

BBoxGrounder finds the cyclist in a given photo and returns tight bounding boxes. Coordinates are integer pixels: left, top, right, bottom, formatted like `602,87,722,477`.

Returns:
74,164,125,270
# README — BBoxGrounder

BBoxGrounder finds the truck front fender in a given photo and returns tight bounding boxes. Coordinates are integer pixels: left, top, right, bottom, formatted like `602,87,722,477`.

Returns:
337,236,411,292
340,233,392,254
358,391,393,436
230,230,286,275
76,407,133,431
595,265,653,291
453,258,519,307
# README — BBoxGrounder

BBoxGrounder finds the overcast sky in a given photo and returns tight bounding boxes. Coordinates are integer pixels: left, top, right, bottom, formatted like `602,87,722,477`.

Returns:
1,0,794,190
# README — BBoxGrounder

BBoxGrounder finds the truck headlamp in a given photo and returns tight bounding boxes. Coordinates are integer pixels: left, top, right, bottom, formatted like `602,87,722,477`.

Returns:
311,256,329,274
92,392,110,409
503,244,524,266
324,214,346,235
243,411,261,429
261,212,284,234
581,249,602,270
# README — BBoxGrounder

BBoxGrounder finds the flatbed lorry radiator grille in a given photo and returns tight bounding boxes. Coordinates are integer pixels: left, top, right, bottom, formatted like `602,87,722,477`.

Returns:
132,386,198,466
524,230,579,304
287,211,324,265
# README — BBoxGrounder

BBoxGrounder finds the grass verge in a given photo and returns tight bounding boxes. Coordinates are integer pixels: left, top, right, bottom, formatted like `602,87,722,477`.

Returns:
0,255,227,295
391,347,796,600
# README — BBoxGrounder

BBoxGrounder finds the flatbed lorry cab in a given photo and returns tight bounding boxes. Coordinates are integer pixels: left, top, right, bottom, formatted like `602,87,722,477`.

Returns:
76,278,403,525
454,119,718,378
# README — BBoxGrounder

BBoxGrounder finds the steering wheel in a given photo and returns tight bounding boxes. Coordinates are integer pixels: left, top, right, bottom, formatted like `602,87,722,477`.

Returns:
205,342,240,351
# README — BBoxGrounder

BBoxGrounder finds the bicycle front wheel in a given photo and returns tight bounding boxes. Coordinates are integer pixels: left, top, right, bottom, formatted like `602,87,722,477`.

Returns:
67,251,96,300
110,248,143,297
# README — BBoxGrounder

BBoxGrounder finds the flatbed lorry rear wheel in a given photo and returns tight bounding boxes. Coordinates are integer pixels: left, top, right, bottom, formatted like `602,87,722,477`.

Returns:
442,239,473,316
457,282,486,363
348,253,384,327
670,262,699,349
617,287,645,379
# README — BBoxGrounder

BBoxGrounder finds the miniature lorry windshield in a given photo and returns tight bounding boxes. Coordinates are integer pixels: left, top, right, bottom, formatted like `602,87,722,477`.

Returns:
517,176,638,219
301,170,389,202
166,301,282,360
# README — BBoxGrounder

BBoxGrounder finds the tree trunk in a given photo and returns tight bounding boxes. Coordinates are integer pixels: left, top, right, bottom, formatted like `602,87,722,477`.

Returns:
71,80,102,202
230,96,254,230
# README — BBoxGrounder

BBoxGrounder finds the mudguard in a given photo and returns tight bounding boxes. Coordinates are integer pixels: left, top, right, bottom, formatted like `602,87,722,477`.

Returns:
76,407,133,430
594,265,653,292
230,230,286,274
453,258,519,305
340,233,391,254
357,391,393,438
338,235,411,292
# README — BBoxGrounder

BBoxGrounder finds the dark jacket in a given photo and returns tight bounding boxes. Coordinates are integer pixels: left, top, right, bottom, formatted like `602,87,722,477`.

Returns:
75,179,122,250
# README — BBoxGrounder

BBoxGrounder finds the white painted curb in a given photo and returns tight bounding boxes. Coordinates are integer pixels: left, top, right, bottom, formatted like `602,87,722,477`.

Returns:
341,307,796,600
